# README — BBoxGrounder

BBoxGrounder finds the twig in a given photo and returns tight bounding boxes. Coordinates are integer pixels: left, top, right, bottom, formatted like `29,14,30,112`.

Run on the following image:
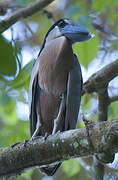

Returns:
109,95,118,104
93,87,110,180
83,59,118,94
98,87,109,122
0,0,55,33
42,10,55,21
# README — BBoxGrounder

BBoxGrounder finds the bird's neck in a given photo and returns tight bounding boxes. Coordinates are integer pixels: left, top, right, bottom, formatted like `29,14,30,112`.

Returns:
38,36,76,96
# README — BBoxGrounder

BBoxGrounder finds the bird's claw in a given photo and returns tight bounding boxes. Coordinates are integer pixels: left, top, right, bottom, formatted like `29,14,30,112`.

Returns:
43,132,50,141
30,135,43,141
22,139,29,147
59,93,65,99
83,116,95,129
55,130,61,135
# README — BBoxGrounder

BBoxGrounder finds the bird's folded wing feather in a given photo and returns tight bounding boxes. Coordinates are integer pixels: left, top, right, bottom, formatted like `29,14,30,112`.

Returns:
65,54,83,130
29,58,41,136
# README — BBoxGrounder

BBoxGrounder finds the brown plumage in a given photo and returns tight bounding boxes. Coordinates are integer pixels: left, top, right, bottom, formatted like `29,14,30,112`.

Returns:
38,36,76,135
29,18,92,176
38,36,75,96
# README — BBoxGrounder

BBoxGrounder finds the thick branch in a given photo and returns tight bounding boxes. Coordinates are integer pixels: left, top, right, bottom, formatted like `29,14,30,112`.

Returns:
93,88,109,180
0,119,118,177
83,59,118,94
98,88,109,122
109,95,118,104
0,0,54,33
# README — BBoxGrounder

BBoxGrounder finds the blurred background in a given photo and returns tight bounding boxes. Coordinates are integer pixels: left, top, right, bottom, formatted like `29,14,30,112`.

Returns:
0,0,118,179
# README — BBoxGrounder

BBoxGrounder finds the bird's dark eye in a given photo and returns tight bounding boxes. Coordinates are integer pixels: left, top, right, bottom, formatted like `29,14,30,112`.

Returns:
58,21,67,28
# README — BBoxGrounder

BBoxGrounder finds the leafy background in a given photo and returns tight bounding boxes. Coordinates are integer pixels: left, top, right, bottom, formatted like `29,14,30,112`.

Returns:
0,0,118,179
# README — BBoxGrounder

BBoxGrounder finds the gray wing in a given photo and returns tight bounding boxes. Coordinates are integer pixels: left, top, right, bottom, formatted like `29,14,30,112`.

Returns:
29,58,41,137
65,54,83,130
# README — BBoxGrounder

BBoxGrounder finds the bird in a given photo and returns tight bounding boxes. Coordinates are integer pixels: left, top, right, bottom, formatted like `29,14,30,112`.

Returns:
29,18,92,176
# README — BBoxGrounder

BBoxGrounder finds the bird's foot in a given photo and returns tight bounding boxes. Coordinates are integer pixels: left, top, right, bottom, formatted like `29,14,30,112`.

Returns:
83,116,95,129
55,130,61,135
59,93,64,99
43,132,50,141
22,139,29,147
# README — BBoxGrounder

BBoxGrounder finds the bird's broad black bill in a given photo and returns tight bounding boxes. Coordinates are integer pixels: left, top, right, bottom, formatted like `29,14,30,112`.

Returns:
60,24,93,43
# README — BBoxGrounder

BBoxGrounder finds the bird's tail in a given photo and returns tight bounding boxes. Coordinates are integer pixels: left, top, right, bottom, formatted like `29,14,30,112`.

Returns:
39,163,61,176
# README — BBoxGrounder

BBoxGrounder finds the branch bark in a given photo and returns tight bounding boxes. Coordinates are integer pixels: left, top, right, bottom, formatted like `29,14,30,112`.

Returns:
0,0,54,33
109,95,118,104
83,59,118,94
0,119,118,177
92,88,109,180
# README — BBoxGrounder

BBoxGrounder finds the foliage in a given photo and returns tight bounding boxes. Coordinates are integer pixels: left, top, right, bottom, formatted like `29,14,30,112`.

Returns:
62,159,81,177
0,0,118,179
73,30,99,68
0,35,17,76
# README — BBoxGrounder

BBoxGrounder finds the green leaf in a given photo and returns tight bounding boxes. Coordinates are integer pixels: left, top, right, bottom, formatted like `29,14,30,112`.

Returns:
62,159,81,177
0,120,29,146
92,0,113,12
20,169,33,180
76,121,85,129
64,5,82,19
0,35,17,76
81,94,92,111
108,101,118,120
73,29,99,68
9,60,34,91
30,13,52,44
77,15,93,27
13,0,33,7
111,39,118,50
0,91,17,125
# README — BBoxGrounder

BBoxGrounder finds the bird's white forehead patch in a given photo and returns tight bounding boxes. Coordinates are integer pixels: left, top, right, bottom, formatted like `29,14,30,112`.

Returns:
46,26,62,43
64,19,70,23
64,19,73,24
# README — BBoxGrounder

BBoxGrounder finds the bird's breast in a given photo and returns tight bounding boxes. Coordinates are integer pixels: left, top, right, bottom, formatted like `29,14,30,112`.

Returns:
38,36,76,97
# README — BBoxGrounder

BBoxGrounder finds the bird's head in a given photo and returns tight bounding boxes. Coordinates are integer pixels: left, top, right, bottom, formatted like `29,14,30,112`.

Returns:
45,18,93,44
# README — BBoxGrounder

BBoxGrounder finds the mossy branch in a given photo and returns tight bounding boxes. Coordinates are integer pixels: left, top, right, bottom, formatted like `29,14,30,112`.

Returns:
0,119,118,177
83,59,118,94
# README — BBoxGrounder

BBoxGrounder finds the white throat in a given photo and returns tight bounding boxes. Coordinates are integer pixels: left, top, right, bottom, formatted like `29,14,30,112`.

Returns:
45,26,62,44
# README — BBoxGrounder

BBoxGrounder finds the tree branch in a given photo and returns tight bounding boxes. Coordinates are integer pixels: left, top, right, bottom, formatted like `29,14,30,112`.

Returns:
83,59,118,94
92,88,109,180
0,0,54,33
109,95,118,104
0,119,118,177
98,88,109,122
82,59,118,179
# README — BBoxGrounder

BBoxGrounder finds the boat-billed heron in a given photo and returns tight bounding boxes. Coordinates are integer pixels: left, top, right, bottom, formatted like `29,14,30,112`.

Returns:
29,18,92,176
